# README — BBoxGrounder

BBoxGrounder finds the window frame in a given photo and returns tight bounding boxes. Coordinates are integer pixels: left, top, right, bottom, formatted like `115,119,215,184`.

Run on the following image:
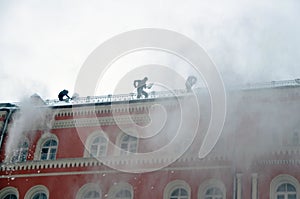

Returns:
198,179,226,199
107,182,133,199
84,131,108,158
270,175,300,199
116,133,138,155
24,185,49,199
76,183,102,199
0,187,19,199
164,180,191,199
34,133,59,161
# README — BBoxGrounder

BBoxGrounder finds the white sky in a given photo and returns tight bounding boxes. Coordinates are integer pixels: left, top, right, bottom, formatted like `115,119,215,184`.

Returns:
0,0,299,102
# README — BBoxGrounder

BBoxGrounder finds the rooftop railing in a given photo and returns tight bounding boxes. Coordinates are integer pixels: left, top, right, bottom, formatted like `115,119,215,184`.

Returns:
44,89,189,106
35,78,300,107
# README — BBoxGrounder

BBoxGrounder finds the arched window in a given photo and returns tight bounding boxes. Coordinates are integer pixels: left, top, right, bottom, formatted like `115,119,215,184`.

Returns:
170,188,189,199
83,190,101,199
41,139,57,160
11,138,29,163
4,194,17,199
198,179,226,199
275,183,296,199
76,183,102,199
90,135,108,157
0,187,19,199
270,174,300,199
120,134,137,155
164,180,191,199
204,187,223,199
84,131,108,158
34,133,59,161
32,192,47,199
108,182,133,199
25,185,49,199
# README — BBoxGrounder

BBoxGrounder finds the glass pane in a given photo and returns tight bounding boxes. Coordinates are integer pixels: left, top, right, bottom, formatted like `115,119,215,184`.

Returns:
32,192,47,199
214,188,223,195
122,135,129,142
84,190,100,199
277,195,284,199
180,188,188,196
50,140,57,146
41,153,48,160
287,184,296,192
4,194,17,199
288,194,296,199
206,188,214,195
171,188,180,196
116,190,131,198
44,140,51,147
93,137,100,144
277,184,286,192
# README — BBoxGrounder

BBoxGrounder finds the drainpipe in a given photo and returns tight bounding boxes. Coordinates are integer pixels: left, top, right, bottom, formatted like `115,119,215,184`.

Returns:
0,108,14,151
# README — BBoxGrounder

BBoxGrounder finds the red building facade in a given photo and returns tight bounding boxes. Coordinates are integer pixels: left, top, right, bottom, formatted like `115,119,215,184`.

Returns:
1,79,300,199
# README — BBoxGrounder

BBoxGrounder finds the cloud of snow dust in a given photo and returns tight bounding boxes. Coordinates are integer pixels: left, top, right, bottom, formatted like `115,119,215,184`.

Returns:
4,96,51,163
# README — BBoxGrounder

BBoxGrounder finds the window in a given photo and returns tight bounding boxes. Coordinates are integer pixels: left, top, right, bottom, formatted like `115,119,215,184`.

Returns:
108,182,133,199
0,187,19,199
4,194,17,199
83,190,101,199
164,180,191,199
170,188,189,199
270,174,300,199
90,135,108,157
276,183,296,199
32,192,47,199
34,133,59,161
198,179,226,199
204,187,223,199
25,185,49,199
41,139,57,160
11,139,29,163
84,131,108,158
115,189,132,199
120,134,137,155
76,183,102,199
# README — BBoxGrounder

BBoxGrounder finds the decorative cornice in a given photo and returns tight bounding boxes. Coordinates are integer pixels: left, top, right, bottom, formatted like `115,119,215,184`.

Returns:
0,155,228,172
52,114,151,128
257,159,300,165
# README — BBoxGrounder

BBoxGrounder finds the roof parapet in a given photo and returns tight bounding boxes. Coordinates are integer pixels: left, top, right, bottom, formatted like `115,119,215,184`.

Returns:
39,78,300,107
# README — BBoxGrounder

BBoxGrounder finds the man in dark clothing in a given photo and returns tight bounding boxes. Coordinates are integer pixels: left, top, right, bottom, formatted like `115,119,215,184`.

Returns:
58,90,71,101
133,77,151,98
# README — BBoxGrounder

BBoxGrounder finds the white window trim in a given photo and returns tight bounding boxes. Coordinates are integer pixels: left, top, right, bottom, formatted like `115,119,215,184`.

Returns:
198,179,226,199
0,186,19,199
76,183,102,199
34,133,59,160
115,130,139,155
270,174,300,199
84,131,108,158
163,180,191,199
108,182,133,199
25,185,49,199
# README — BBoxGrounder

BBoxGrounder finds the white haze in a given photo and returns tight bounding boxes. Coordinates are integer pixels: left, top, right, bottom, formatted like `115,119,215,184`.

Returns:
4,99,50,162
0,0,300,102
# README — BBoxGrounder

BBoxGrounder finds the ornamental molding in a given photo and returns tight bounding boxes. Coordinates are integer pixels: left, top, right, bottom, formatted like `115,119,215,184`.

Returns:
257,159,300,165
0,155,228,172
52,114,151,129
